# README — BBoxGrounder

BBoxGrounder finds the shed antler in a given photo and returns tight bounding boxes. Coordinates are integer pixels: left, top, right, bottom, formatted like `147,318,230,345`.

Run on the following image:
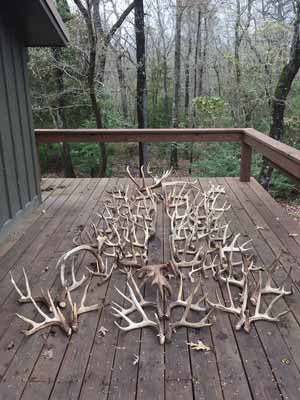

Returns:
112,279,165,344
166,280,214,341
10,268,66,310
67,279,101,332
126,165,172,192
15,289,72,336
245,271,289,332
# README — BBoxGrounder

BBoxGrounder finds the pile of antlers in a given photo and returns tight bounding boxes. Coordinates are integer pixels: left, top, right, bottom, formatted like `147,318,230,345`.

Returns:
11,168,293,342
11,166,169,337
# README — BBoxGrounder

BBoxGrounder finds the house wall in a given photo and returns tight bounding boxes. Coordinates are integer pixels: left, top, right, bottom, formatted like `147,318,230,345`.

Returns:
0,16,41,240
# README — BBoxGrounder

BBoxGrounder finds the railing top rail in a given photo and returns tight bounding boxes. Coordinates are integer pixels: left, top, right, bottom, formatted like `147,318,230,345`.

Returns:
35,128,243,144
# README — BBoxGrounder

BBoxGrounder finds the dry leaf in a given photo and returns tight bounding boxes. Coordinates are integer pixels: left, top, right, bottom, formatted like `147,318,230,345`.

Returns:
289,233,298,237
7,341,14,350
256,226,265,231
133,354,139,365
138,263,173,297
42,348,53,360
187,340,211,352
98,326,108,337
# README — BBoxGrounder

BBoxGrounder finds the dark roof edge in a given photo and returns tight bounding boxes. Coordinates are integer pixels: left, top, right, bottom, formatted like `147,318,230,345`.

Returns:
40,0,70,46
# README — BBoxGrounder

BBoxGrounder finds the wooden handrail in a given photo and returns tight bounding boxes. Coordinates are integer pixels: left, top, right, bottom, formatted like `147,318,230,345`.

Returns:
34,128,300,183
244,128,300,181
35,128,243,144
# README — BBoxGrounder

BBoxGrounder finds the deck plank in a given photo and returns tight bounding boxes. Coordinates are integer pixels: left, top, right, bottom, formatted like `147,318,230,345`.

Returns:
213,177,283,400
19,178,113,400
136,182,165,400
164,178,194,399
186,177,224,400
224,177,300,400
0,178,81,281
0,178,69,259
199,179,254,400
0,180,105,393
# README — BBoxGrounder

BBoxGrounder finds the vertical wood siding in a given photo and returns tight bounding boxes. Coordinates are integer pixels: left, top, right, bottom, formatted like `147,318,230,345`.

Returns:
0,18,41,237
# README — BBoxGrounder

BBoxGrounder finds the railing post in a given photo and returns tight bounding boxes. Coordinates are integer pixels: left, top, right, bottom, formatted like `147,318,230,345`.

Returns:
240,141,252,182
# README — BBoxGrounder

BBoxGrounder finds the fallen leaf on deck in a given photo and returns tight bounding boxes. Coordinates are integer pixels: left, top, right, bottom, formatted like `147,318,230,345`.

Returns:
187,340,211,352
97,326,108,337
7,341,14,350
256,226,266,231
133,354,139,365
42,348,53,360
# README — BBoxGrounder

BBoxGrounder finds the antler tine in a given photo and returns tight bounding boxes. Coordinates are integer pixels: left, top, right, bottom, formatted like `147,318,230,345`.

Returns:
69,257,88,292
78,280,101,315
126,166,141,189
68,279,101,332
16,289,72,336
261,255,293,297
10,268,32,301
235,271,249,331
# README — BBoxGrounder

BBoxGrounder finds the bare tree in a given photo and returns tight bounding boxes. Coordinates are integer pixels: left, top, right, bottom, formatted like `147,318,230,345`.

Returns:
171,1,185,168
135,0,148,169
73,0,135,176
259,0,300,189
52,0,75,178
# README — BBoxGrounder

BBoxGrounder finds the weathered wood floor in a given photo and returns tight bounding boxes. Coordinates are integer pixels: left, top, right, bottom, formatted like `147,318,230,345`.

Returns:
1,177,300,400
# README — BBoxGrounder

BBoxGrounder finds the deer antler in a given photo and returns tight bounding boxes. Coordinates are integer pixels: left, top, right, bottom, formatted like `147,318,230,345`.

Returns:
112,274,157,317
165,273,208,318
15,288,72,336
126,165,172,193
67,279,101,332
245,271,289,333
166,279,214,341
206,278,242,316
112,281,165,344
11,269,66,310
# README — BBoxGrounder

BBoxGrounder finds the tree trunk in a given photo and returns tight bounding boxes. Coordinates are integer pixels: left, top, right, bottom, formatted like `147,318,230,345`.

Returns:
156,0,169,126
198,17,208,96
135,0,148,170
171,3,184,169
194,10,202,99
259,0,300,189
116,53,128,120
51,2,75,178
184,13,192,116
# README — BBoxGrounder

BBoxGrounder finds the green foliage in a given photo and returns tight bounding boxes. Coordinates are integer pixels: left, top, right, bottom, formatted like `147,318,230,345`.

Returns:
190,143,299,200
191,143,242,177
192,96,232,128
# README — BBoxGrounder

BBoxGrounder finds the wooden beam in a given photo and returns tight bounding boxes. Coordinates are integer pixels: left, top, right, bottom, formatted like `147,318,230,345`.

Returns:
240,141,252,182
35,128,243,144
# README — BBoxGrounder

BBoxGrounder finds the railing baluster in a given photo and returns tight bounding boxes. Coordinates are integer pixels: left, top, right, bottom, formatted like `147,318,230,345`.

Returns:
240,141,252,182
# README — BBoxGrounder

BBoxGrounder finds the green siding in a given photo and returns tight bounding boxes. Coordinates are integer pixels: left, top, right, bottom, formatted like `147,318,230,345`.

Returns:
0,17,41,239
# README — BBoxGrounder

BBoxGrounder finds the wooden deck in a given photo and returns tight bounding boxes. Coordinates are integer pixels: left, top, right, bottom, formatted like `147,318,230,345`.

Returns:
1,177,300,400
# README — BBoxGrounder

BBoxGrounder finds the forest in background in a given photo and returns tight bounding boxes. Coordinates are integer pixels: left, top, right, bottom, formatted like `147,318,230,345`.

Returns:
29,0,300,201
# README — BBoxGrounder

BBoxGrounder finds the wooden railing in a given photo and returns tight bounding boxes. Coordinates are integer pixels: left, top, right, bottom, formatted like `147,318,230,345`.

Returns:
34,128,300,183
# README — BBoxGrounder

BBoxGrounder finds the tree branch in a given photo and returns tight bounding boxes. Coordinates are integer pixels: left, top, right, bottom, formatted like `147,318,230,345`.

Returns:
107,1,135,45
